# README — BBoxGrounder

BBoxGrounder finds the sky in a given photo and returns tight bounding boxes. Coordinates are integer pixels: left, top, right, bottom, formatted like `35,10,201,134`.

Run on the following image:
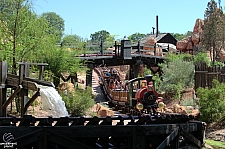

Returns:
33,0,225,40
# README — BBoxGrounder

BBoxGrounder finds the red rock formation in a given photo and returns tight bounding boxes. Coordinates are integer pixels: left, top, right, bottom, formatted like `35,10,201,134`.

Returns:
176,18,204,53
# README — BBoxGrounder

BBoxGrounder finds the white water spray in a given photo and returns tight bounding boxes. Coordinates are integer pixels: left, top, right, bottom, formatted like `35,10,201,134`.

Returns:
38,85,69,117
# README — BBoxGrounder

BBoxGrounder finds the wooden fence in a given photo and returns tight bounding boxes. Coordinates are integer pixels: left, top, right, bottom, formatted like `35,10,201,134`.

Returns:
195,63,225,89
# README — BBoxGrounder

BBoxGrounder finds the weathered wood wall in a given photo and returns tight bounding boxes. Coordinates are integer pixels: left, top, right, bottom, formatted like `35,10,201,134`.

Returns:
195,63,225,89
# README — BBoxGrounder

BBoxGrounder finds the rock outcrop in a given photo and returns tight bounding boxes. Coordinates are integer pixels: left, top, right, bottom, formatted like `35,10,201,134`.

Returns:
176,18,204,52
95,103,114,117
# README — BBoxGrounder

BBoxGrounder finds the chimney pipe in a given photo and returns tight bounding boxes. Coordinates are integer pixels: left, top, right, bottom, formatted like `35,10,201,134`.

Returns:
156,15,158,37
152,27,155,34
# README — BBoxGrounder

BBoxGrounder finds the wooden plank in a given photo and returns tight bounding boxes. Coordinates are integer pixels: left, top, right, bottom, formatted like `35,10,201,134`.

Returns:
156,127,179,149
48,130,95,149
12,129,43,148
23,90,40,115
22,81,38,91
24,77,55,87
181,130,202,148
6,76,19,87
2,85,23,109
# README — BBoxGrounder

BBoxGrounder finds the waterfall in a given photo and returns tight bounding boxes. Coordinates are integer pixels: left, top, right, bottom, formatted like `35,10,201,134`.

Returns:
38,85,69,117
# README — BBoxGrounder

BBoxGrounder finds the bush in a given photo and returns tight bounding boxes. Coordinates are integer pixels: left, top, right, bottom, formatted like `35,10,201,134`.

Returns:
196,79,225,123
60,87,95,117
159,59,194,99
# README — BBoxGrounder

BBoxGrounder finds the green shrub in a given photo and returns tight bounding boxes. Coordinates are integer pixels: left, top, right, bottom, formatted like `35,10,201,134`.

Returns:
196,79,225,123
159,59,194,99
60,87,95,117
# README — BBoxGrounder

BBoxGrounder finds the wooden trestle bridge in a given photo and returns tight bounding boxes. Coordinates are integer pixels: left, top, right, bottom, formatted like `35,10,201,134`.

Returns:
81,40,175,87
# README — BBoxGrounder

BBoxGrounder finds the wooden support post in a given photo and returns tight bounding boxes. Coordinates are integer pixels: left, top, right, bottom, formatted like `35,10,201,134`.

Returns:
86,64,93,87
18,63,29,117
114,41,117,56
138,41,140,54
129,64,134,80
154,43,156,56
0,62,7,116
133,63,140,79
39,65,45,80
0,87,7,116
100,40,103,56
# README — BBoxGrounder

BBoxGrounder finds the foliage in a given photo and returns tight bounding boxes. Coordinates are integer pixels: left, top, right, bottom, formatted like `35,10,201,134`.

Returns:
60,87,95,117
170,31,192,41
41,12,65,43
193,52,210,65
196,79,225,123
180,97,195,107
42,46,86,86
201,0,225,65
152,73,162,92
0,0,57,74
62,34,83,47
205,139,225,148
159,54,194,99
105,34,119,48
90,30,110,43
128,32,146,43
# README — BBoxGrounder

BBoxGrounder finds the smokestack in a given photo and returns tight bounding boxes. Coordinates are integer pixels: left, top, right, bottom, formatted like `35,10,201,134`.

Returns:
152,27,155,34
156,15,158,37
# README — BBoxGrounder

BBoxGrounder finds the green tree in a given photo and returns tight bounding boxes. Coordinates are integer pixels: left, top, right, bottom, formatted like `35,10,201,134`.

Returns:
41,12,65,43
128,32,146,43
90,30,110,43
62,34,82,47
201,0,225,65
42,46,85,87
0,0,57,74
170,32,192,41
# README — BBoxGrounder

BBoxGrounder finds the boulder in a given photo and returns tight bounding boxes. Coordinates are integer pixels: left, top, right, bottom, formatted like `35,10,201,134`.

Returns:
173,104,187,114
176,38,188,51
186,36,194,50
96,103,114,117
58,82,75,93
189,109,200,117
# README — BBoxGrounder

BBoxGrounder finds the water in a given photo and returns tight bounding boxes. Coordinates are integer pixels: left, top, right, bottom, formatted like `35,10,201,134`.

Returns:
38,85,69,117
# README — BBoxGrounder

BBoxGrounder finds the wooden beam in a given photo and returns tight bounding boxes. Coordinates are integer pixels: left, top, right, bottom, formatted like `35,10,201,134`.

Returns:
156,127,179,149
23,89,40,115
12,129,43,148
48,130,95,149
22,81,38,91
2,85,22,109
24,77,55,88
181,130,202,148
7,75,54,89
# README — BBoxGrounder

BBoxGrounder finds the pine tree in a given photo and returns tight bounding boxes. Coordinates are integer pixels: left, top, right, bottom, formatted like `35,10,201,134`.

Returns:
201,0,225,65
